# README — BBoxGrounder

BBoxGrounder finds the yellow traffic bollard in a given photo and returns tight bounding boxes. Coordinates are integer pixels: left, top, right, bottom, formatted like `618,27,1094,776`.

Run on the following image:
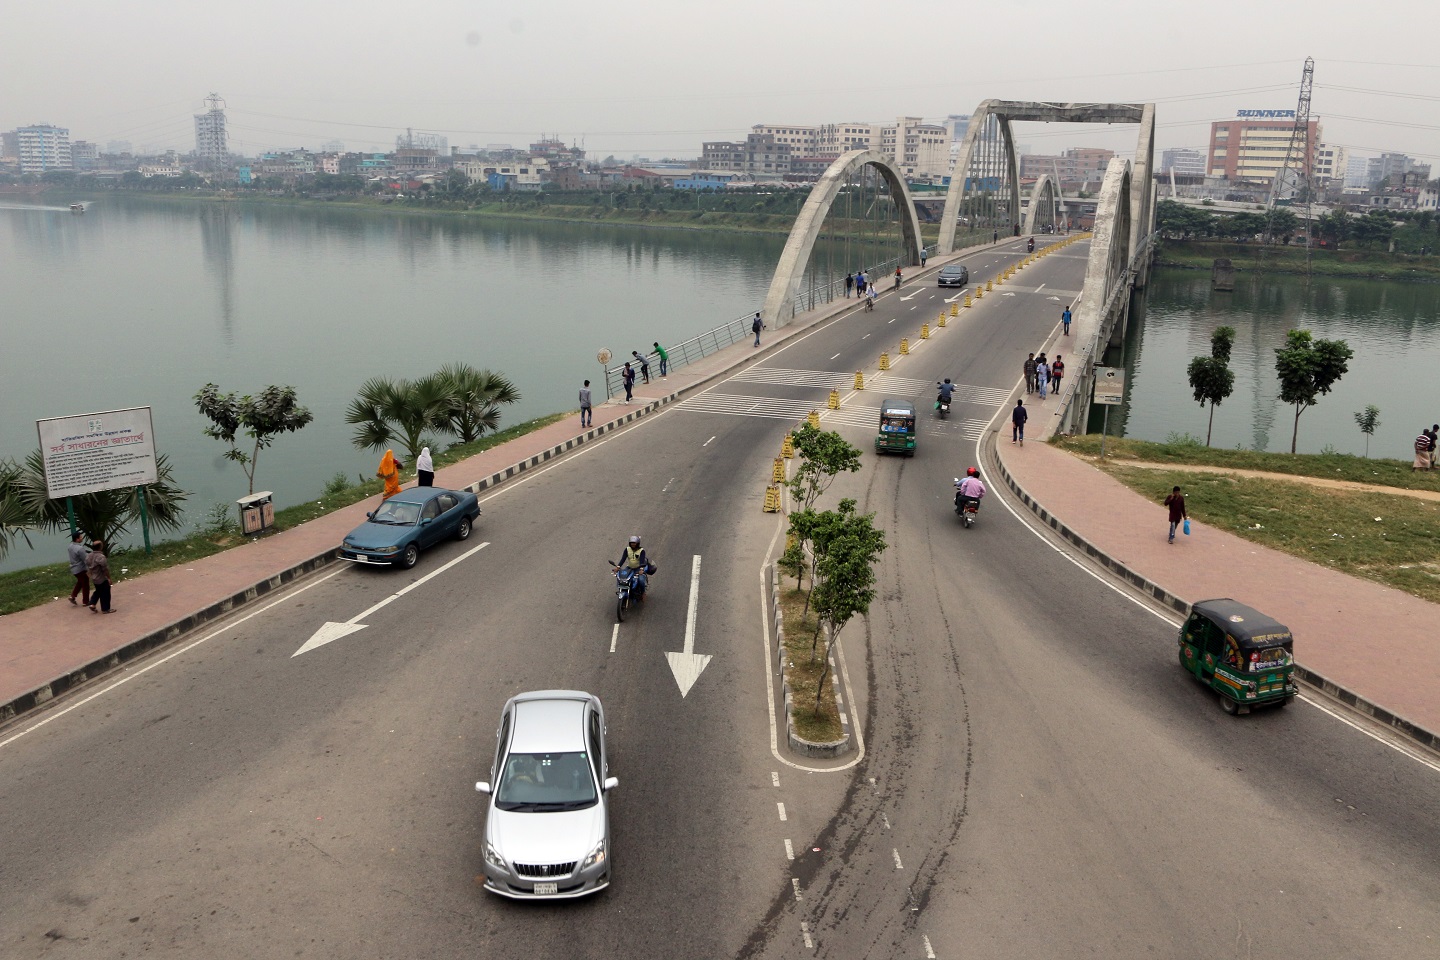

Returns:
807,410,820,429
986,279,994,291
854,371,864,390
900,338,909,355
938,312,948,326
827,389,840,409
975,286,983,299
920,323,929,340
773,457,786,482
964,293,972,308
763,485,781,513
782,434,795,458
879,352,890,370
950,302,959,316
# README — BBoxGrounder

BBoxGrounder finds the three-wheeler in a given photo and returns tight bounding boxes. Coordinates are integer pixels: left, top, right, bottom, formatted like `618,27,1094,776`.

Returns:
874,399,917,456
1178,598,1298,714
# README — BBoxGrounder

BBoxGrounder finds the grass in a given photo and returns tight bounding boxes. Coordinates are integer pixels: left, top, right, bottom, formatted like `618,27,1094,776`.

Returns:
1054,435,1440,604
775,569,845,744
1156,240,1440,282
0,412,571,616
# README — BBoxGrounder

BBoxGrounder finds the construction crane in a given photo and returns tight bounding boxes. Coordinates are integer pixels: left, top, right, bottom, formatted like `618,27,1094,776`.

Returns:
1262,57,1315,275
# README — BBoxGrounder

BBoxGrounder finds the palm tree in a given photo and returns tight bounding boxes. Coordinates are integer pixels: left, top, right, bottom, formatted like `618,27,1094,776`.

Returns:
346,374,455,464
11,450,188,551
437,363,522,443
0,458,37,561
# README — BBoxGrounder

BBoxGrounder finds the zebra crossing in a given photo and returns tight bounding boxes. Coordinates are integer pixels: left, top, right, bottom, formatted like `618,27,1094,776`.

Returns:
823,406,988,440
675,393,824,421
728,367,856,390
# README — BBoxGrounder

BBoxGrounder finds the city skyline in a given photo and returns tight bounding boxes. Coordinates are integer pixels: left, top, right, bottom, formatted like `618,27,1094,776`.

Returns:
4,0,1438,164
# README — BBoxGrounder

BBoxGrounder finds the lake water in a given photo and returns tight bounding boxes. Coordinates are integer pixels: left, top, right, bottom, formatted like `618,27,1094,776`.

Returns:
1108,268,1440,457
0,196,786,573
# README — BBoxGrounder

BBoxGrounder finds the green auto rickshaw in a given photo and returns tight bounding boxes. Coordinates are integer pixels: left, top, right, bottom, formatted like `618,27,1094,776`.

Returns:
875,399,916,456
1178,598,1298,714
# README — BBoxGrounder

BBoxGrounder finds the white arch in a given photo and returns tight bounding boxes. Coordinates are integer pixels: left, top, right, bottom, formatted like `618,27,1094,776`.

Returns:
761,150,922,327
1022,174,1060,234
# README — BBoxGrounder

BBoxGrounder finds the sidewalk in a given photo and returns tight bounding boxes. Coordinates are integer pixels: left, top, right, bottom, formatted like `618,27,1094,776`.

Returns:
995,436,1440,748
0,241,986,721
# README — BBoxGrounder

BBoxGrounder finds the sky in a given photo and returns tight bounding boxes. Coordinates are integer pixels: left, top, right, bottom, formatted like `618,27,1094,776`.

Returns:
5,0,1438,166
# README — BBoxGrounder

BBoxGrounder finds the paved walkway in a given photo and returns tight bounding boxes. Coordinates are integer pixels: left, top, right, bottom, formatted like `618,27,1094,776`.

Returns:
1073,457,1440,503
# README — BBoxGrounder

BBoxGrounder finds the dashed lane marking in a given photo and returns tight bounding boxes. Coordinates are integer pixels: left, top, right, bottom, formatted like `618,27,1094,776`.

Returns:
792,878,803,900
893,849,904,870
771,771,780,787
784,838,794,860
777,802,788,821
610,624,618,653
801,921,814,949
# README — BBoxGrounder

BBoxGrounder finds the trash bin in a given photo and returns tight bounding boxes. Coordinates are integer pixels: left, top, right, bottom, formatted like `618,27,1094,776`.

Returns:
237,491,275,534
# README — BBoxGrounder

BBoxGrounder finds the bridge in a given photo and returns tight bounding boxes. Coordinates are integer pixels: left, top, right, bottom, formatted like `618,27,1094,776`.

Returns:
757,99,1158,436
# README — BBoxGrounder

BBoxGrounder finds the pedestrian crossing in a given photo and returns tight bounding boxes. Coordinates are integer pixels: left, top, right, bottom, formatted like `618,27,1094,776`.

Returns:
729,367,856,390
864,377,1010,407
676,393,825,421
823,406,988,440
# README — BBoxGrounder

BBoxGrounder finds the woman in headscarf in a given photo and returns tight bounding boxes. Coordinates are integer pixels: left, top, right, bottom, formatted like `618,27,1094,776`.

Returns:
377,449,403,500
416,446,434,487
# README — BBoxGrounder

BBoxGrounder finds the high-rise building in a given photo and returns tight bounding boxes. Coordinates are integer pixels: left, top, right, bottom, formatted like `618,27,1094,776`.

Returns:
17,124,72,173
194,93,228,166
1160,147,1206,176
1312,144,1347,186
1207,111,1320,183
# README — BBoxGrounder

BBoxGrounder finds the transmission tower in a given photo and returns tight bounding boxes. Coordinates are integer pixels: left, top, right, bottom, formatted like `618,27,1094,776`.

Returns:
1263,57,1315,275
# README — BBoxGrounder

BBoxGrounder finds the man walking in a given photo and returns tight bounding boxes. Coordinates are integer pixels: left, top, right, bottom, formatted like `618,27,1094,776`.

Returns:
67,531,91,606
1062,304,1072,336
920,247,928,267
632,350,651,384
1036,356,1050,400
1011,399,1028,445
993,229,999,245
1050,355,1064,395
86,540,113,613
653,341,669,378
894,267,903,290
579,379,593,427
752,312,764,347
622,362,635,403
1164,486,1188,544
1023,353,1038,394
856,271,867,297
845,272,854,298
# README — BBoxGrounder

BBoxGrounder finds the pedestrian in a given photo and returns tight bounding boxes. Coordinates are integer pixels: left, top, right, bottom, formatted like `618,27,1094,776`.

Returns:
1413,429,1433,470
632,350,651,384
857,271,867,296
1050,355,1064,394
993,230,999,245
67,531,91,606
652,342,669,378
579,379,593,427
845,272,854,298
622,362,635,402
1062,304,1072,335
1011,399,1028,445
752,311,764,347
1430,425,1439,469
85,539,113,613
1164,486,1188,544
894,267,903,290
377,449,403,500
1036,358,1050,399
416,446,434,487
1023,353,1037,394
920,247,928,267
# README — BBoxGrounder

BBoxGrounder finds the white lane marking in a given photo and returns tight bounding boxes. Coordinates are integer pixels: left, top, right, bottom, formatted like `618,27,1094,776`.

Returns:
777,802,788,821
801,921,814,949
610,624,619,654
792,878,803,900
703,435,716,446
662,476,676,493
862,333,871,339
1035,283,1046,292
2,568,346,750
923,934,937,958
888,318,897,324
665,554,712,697
978,415,1440,776
771,771,780,787
784,838,795,860
893,848,904,870
881,813,891,829
830,353,841,361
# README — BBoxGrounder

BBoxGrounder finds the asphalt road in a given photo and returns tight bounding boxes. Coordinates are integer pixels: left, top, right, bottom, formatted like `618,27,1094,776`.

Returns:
3,238,1437,959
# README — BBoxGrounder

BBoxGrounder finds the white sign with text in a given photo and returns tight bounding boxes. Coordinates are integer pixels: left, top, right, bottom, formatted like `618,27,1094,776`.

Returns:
36,406,159,498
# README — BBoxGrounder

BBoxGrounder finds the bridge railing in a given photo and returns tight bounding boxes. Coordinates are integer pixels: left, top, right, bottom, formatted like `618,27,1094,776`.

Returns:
602,314,754,398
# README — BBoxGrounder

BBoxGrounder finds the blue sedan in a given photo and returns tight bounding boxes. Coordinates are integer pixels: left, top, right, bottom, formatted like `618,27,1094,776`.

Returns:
340,487,481,569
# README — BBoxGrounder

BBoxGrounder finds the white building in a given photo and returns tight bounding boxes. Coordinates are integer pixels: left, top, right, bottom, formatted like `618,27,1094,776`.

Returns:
1312,143,1347,186
193,93,228,166
1160,147,1206,176
722,117,949,179
17,124,71,173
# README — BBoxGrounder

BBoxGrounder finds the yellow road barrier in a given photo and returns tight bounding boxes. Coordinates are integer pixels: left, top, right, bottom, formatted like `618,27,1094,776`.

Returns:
772,456,786,482
854,371,864,390
782,434,795,458
879,352,890,370
920,323,929,340
764,485,782,513
900,338,909,355
828,389,840,409
807,410,820,429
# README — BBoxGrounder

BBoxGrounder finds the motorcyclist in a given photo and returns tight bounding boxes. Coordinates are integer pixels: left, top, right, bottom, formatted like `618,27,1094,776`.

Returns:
1027,237,1035,253
936,378,956,407
615,535,653,597
954,466,986,513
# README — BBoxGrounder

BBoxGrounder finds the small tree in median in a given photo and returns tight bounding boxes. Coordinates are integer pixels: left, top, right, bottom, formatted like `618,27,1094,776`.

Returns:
787,424,862,512
195,384,315,495
810,517,887,715
1274,329,1355,454
1186,326,1236,446
1354,405,1381,457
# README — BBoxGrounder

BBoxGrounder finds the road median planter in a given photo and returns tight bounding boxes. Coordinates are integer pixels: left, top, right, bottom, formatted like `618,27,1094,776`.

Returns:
770,565,852,759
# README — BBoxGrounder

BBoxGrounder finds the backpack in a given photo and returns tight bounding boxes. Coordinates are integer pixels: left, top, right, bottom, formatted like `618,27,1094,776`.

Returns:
752,317,762,332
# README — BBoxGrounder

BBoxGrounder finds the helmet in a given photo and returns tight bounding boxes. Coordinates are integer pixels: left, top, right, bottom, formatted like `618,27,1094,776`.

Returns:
629,535,641,546
966,467,980,478
943,378,952,384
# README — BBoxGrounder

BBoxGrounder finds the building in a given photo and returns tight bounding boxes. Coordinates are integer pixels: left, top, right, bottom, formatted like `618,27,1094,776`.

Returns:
71,141,99,171
16,124,72,173
672,170,743,191
884,117,949,180
1020,147,1115,184
1367,152,1430,189
704,116,949,180
1312,144,1347,186
1207,110,1320,184
193,93,228,167
1160,147,1206,176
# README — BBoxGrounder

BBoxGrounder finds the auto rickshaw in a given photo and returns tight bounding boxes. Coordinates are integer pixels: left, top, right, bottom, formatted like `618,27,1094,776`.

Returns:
1178,598,1298,714
874,399,916,456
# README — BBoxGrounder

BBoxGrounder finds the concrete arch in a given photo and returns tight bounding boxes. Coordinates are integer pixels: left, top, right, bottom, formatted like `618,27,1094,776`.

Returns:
761,150,922,328
1022,174,1060,234
938,100,1019,254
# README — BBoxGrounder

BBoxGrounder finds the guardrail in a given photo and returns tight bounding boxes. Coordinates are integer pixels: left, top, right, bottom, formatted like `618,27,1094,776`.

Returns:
603,314,754,398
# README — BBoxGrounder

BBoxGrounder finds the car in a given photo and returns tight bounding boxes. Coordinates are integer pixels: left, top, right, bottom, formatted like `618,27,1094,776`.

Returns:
937,264,970,287
339,487,480,569
476,691,618,899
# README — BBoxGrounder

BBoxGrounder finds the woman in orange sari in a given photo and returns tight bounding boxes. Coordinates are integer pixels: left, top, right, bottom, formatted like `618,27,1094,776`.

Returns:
377,449,403,499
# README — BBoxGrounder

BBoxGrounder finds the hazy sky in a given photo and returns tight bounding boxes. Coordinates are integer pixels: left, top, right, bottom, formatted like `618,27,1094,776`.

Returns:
6,0,1437,164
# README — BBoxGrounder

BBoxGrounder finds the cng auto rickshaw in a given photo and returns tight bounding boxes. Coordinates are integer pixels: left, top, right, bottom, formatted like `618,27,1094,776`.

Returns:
875,399,916,456
1178,598,1298,714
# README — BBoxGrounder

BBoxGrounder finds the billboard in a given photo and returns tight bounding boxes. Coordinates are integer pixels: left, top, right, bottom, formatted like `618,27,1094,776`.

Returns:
36,406,159,499
1236,109,1296,119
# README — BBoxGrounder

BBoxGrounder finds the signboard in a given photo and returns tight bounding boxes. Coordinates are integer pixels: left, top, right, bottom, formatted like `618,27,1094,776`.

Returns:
1093,367,1125,406
1236,109,1296,119
36,406,159,499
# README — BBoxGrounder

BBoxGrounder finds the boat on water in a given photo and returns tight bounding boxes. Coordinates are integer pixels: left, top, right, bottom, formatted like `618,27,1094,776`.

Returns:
69,203,85,214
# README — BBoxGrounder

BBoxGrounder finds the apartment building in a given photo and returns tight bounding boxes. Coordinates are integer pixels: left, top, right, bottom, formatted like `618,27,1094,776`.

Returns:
16,124,72,173
1207,111,1320,183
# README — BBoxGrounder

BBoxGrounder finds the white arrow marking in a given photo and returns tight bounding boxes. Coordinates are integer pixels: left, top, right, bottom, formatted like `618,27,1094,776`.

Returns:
665,554,712,696
899,291,920,301
943,290,967,302
1048,295,1062,301
1002,292,1017,297
293,541,491,657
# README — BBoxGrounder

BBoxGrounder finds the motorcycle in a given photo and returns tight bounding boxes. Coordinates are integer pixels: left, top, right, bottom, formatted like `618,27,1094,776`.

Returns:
1026,237,1035,253
611,561,654,622
953,481,980,528
935,385,951,420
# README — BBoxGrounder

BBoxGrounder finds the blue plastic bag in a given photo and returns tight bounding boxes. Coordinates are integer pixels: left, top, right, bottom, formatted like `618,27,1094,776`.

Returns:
1183,518,1191,536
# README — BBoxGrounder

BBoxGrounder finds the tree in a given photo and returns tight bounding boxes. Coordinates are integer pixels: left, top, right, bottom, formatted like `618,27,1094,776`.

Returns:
195,384,314,495
809,512,886,714
346,373,455,464
0,458,36,561
1354,405,1381,458
1317,208,1351,248
786,425,862,512
1274,329,1355,454
1267,208,1298,243
1186,327,1236,446
9,450,187,551
1351,210,1395,249
437,363,521,443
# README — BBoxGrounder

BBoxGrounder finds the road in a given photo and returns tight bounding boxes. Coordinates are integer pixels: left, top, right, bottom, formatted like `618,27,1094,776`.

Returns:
2,239,1437,959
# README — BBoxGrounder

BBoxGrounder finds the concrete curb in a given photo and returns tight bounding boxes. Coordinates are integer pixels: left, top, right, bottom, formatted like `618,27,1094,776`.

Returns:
992,441,1440,753
769,565,853,759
